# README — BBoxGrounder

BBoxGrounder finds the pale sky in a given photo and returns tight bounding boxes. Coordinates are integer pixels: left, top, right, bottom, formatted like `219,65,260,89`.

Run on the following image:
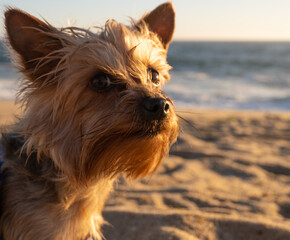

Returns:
1,0,290,41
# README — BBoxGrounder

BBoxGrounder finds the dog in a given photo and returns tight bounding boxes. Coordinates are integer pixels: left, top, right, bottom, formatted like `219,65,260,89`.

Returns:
0,2,178,239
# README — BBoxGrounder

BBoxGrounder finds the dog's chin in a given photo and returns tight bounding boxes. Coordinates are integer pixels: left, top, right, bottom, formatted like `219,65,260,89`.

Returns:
128,122,165,138
82,120,177,181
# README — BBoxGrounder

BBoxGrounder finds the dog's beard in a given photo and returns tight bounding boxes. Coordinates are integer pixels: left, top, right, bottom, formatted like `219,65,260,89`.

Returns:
82,128,178,181
77,95,178,182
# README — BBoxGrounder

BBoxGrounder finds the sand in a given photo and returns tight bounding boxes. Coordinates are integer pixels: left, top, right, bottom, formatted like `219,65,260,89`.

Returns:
1,102,290,239
0,101,21,126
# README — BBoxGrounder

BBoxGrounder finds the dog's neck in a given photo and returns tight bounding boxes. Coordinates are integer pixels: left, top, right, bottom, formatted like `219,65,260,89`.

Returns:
0,132,113,240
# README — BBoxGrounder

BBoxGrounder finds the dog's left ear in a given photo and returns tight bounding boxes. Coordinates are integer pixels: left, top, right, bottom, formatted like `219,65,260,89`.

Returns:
142,2,175,49
5,8,63,80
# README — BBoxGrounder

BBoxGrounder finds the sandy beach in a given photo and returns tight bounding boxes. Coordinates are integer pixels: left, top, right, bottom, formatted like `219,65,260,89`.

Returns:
1,102,290,240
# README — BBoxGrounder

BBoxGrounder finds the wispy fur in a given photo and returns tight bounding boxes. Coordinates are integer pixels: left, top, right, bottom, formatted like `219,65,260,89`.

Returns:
1,3,177,240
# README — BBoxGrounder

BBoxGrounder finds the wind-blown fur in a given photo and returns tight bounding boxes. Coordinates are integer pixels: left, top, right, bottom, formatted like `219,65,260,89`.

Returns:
0,2,178,239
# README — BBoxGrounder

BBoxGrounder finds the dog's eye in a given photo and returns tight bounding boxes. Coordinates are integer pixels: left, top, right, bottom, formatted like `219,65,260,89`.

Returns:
147,68,160,87
90,74,111,92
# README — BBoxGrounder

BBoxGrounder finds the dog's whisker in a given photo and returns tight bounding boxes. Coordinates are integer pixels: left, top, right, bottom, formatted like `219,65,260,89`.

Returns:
177,114,201,137
176,110,198,114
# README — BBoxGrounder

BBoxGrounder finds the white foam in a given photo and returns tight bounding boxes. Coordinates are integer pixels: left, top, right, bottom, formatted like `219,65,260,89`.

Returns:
0,78,17,100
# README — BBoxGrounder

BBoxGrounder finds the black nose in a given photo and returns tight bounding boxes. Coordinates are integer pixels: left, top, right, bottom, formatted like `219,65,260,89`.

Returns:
141,97,170,120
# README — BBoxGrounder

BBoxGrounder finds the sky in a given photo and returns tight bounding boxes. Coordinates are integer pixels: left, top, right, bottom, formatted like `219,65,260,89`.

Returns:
1,0,290,41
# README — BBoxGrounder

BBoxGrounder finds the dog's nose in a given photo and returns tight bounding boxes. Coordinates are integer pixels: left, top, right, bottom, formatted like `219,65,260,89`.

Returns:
142,97,170,120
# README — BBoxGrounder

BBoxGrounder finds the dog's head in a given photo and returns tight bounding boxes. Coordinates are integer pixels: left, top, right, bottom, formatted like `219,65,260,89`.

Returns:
4,2,178,183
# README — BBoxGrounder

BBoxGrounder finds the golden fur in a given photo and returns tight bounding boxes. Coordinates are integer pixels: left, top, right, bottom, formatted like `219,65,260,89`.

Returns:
0,2,178,239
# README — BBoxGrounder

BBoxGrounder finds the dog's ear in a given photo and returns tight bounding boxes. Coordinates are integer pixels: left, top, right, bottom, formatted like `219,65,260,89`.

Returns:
142,2,175,49
5,8,63,79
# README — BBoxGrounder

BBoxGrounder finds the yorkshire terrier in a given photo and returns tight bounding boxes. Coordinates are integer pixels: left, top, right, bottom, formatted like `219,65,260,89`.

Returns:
0,2,178,239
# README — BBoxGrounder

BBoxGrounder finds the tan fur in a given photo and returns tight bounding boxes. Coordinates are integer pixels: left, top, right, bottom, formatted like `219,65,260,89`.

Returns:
0,2,178,239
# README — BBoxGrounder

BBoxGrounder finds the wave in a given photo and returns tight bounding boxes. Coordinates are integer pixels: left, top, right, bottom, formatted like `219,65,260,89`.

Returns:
0,42,9,63
1,41,290,110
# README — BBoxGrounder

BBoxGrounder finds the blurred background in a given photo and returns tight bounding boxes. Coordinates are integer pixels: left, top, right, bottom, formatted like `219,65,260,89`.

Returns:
1,0,290,110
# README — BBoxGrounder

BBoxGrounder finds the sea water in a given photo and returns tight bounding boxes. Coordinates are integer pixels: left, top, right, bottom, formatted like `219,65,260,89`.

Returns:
0,41,290,110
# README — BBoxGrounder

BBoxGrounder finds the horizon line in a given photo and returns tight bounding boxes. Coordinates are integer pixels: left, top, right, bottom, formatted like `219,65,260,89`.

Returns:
1,36,290,43
173,38,290,42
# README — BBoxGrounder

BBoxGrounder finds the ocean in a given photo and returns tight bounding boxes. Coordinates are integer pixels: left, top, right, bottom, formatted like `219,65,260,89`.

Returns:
1,41,290,110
